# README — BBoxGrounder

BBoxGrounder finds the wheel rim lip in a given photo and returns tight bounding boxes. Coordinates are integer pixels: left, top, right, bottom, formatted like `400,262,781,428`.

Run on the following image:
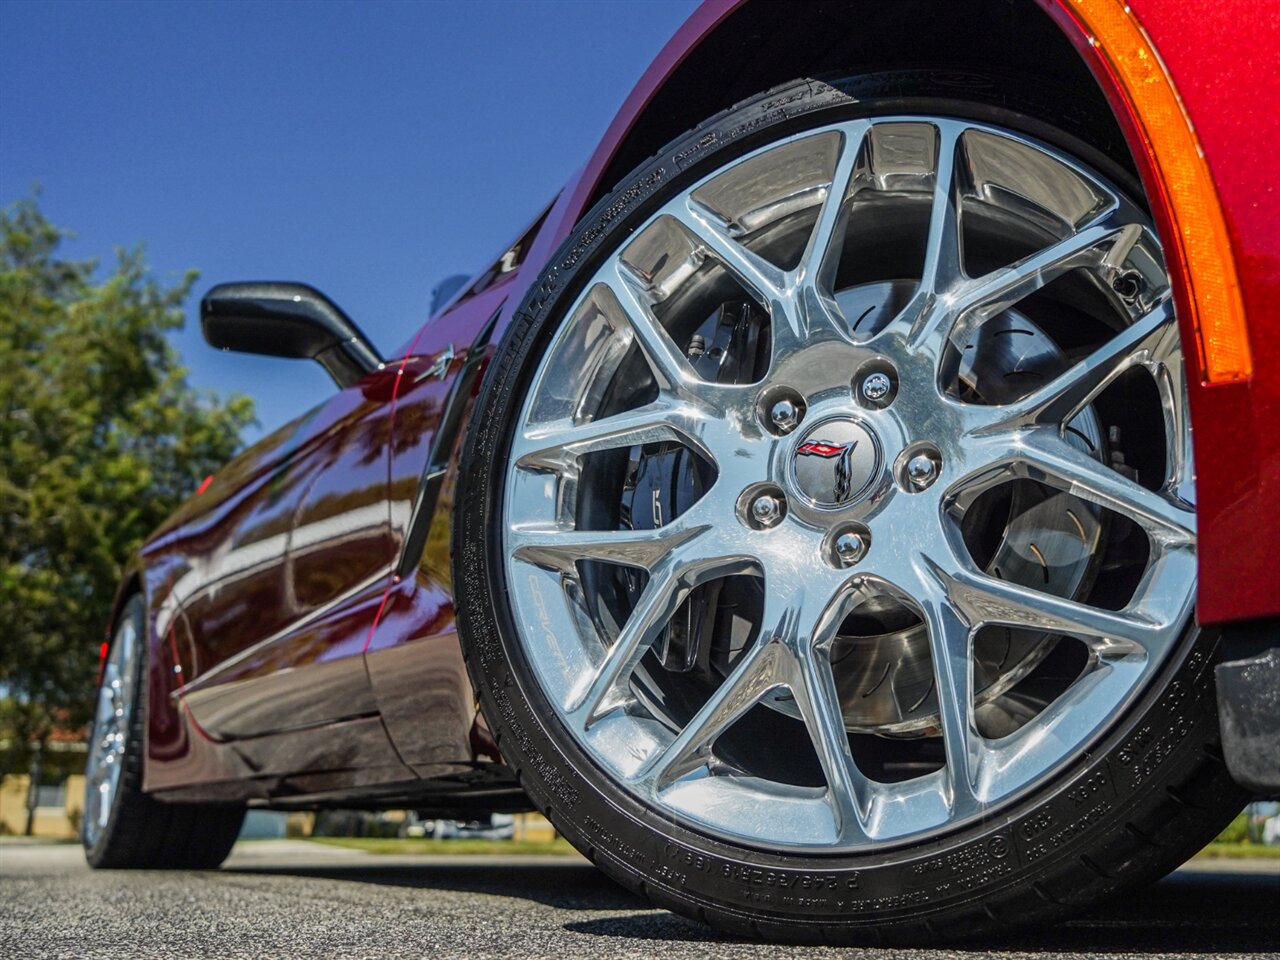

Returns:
500,114,1196,853
83,616,138,848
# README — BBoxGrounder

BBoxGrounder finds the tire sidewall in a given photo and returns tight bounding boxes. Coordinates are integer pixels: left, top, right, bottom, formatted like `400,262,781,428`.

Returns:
455,74,1226,934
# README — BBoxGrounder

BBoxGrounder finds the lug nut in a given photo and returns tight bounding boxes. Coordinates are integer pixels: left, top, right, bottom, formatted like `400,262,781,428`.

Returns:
769,399,801,433
860,372,892,403
1111,270,1144,303
834,530,868,567
750,493,784,528
907,454,939,490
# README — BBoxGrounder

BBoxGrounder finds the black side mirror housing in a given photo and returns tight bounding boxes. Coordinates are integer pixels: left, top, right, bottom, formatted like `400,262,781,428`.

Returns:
200,282,384,389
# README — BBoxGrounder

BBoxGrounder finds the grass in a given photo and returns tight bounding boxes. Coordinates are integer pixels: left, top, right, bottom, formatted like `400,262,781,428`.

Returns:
307,836,580,857
1193,841,1280,860
1194,809,1280,858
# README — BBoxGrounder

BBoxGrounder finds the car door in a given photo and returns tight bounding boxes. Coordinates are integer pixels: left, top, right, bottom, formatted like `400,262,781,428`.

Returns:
178,370,401,740
362,205,552,772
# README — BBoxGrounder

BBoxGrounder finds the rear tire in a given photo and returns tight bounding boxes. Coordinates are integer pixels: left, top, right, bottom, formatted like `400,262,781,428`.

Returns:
83,595,245,869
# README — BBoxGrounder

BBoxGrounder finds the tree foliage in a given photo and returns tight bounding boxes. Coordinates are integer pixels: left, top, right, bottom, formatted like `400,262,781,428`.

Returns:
0,197,255,763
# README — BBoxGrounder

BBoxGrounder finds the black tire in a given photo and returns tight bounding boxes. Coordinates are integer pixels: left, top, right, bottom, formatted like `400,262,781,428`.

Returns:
84,595,245,870
453,73,1248,944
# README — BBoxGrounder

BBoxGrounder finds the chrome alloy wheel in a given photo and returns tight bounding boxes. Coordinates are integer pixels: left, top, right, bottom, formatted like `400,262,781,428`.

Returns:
503,117,1195,851
83,613,140,847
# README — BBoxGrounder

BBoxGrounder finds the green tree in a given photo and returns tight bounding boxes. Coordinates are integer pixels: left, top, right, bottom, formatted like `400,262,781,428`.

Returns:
0,196,255,787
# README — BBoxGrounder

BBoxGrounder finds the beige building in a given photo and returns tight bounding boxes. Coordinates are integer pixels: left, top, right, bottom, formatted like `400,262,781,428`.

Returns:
1,771,86,839
1,727,88,840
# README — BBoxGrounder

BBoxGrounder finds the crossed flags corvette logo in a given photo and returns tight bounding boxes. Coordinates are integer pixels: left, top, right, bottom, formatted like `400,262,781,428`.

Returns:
795,439,856,459
796,438,859,503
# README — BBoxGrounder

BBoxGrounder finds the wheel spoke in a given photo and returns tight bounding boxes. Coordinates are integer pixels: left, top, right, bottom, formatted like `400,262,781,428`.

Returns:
95,769,111,825
674,195,812,362
936,560,1164,657
98,726,118,754
515,398,707,473
602,262,705,397
93,677,116,729
797,123,869,294
902,123,965,346
785,126,872,351
918,122,965,300
972,297,1175,434
1010,428,1195,547
86,752,108,795
915,568,984,812
569,542,753,725
675,197,787,304
511,518,711,574
638,578,873,838
638,634,789,788
568,566,686,725
1148,320,1195,495
781,587,873,839
952,212,1125,320
912,209,1127,353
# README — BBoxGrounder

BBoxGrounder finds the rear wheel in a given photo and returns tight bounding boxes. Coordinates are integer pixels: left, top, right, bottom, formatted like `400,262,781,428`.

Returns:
455,74,1246,943
83,595,244,869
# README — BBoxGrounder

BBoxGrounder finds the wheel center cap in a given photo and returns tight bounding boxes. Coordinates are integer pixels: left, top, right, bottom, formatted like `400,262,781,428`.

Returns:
790,417,881,509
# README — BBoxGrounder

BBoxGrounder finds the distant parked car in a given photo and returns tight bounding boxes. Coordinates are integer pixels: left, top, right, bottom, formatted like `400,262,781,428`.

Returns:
430,814,516,841
1246,802,1280,846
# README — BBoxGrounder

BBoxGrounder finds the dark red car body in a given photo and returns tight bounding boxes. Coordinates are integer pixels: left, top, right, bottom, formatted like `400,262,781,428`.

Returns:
111,0,1280,807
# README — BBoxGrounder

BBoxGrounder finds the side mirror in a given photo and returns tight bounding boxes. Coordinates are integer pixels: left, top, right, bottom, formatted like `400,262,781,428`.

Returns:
200,282,384,389
430,273,470,316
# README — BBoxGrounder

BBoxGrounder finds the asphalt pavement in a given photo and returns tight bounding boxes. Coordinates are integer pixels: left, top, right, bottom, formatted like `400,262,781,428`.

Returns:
2,840,1277,959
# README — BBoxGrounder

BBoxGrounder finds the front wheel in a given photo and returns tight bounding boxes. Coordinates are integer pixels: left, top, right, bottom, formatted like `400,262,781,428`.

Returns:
454,74,1247,943
83,595,244,869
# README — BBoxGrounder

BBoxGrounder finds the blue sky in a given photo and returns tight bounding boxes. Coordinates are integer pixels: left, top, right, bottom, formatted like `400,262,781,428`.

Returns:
1,0,698,437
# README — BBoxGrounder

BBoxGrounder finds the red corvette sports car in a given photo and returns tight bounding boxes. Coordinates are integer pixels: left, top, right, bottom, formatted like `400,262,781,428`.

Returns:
84,0,1279,943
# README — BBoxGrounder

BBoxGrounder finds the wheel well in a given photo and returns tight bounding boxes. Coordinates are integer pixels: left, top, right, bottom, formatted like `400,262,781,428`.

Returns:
587,0,1129,211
